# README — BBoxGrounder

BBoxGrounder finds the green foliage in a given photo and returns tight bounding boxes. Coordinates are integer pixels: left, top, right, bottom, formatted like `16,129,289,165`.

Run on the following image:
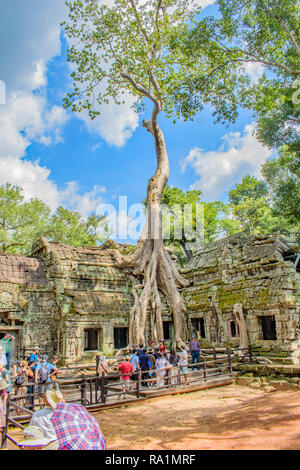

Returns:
228,175,268,206
63,0,200,120
47,207,110,246
262,147,300,237
0,184,50,254
170,0,300,150
0,184,111,255
144,185,226,261
221,165,299,239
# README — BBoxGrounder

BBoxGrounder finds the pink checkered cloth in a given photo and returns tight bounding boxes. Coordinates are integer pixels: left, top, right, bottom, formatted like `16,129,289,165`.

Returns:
50,402,106,450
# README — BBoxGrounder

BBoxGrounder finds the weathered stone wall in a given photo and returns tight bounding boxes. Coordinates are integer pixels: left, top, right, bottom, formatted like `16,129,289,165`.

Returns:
0,254,55,360
181,234,300,351
0,234,299,364
31,239,137,363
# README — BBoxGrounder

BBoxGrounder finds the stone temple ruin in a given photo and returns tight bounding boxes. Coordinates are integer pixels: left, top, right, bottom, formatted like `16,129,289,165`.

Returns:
0,234,299,365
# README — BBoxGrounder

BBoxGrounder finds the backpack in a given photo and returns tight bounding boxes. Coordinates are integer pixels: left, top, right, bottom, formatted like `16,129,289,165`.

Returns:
39,362,49,383
15,372,25,386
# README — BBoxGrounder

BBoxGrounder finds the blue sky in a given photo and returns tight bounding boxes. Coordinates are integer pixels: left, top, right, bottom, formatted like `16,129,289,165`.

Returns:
0,0,274,243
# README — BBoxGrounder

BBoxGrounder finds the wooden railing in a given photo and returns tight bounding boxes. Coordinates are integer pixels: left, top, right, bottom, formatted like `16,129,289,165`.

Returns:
0,348,235,448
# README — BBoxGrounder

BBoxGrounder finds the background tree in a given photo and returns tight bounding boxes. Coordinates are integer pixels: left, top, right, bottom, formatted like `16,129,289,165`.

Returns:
0,184,50,255
220,171,298,239
0,183,111,254
168,0,299,240
262,148,300,239
63,0,203,347
170,0,300,153
159,185,224,263
47,207,110,246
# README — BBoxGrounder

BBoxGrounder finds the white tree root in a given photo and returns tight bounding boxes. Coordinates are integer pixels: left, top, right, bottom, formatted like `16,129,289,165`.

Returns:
109,238,189,348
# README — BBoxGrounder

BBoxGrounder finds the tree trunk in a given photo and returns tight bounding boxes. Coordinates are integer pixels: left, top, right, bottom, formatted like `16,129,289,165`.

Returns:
109,109,189,347
233,303,249,350
130,115,189,347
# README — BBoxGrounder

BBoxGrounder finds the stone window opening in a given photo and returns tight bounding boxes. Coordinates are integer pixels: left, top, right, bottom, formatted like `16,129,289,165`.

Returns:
228,320,240,339
114,327,128,349
191,318,206,339
259,315,277,340
163,321,173,341
84,328,100,351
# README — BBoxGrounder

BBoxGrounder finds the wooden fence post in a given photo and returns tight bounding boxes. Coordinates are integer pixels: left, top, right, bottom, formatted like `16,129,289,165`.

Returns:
95,355,100,403
100,374,106,404
136,370,141,399
96,355,100,378
203,355,207,381
1,394,9,448
213,347,217,373
227,347,233,376
80,374,87,407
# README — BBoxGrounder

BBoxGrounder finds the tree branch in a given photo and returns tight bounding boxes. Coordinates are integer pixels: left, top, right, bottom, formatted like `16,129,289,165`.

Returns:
267,10,300,57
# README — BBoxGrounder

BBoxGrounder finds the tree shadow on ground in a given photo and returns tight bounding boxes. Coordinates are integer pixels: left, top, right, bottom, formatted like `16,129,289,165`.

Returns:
97,389,300,450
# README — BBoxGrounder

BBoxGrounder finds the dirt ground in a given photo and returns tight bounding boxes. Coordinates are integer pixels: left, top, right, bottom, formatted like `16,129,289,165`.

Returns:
94,384,300,450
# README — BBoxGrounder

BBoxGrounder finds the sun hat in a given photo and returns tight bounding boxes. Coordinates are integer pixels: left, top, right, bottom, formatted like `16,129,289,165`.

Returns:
45,389,64,409
0,379,7,390
33,346,40,350
18,426,56,448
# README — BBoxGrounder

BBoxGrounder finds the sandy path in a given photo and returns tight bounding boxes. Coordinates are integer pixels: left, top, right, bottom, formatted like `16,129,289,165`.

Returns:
94,384,300,450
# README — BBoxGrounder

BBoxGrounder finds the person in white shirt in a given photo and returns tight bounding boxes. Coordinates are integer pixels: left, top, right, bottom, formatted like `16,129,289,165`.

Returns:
177,345,190,386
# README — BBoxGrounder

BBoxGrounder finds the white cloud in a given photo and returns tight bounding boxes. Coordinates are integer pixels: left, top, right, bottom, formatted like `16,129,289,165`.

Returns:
182,123,273,201
0,0,109,216
0,155,107,216
244,62,264,84
0,91,68,156
0,0,66,93
79,93,139,148
196,0,215,7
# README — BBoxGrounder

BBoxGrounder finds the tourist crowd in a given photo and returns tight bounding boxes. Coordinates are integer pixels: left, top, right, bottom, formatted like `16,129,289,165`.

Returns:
116,335,202,399
0,332,202,447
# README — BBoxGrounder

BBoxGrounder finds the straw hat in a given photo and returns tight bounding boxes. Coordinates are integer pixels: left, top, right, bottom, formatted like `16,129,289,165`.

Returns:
18,426,56,448
45,388,64,409
0,379,8,391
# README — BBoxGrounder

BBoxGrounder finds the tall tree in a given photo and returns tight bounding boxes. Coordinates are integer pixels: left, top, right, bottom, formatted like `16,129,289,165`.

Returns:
63,0,202,346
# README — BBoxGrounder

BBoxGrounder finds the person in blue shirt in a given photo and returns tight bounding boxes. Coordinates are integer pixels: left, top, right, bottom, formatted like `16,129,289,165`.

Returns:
28,347,41,373
129,349,140,389
35,355,58,406
139,349,151,388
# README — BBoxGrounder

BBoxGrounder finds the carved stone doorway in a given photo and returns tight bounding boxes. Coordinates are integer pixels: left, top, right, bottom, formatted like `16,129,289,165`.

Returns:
0,325,22,366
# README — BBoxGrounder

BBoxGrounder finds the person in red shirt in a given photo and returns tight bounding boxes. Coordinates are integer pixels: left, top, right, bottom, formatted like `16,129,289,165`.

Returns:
117,357,134,399
159,340,166,355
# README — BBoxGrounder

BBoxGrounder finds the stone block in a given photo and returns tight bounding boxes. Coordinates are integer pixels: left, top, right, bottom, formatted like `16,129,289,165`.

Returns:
262,385,276,393
249,382,261,390
269,380,299,391
235,376,254,386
